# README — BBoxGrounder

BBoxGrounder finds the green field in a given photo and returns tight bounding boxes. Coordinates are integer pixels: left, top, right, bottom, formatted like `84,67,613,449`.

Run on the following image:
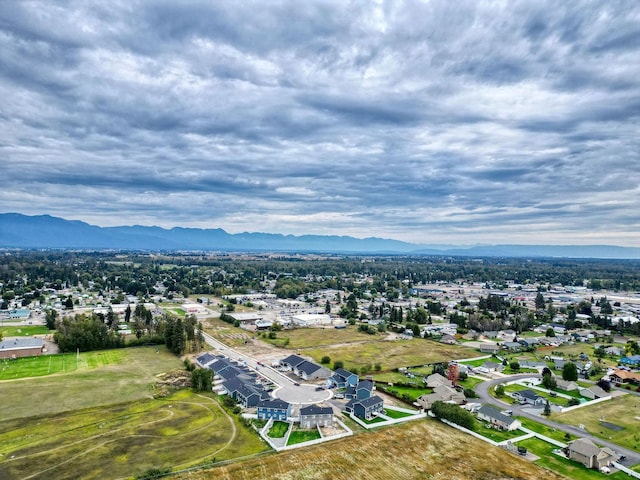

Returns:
0,389,269,480
302,337,472,372
551,394,640,451
379,384,430,402
0,325,50,337
0,347,183,421
0,349,130,380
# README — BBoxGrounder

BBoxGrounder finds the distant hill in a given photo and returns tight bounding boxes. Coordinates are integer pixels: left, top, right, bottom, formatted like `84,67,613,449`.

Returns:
1,213,639,258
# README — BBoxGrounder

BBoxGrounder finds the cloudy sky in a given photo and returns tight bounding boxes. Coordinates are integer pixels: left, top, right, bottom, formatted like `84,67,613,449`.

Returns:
1,1,639,246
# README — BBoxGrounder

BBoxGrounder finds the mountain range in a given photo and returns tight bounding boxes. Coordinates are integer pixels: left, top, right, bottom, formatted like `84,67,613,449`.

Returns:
1,213,639,259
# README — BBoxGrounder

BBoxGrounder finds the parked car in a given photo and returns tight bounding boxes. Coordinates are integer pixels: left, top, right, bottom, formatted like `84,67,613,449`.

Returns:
315,386,325,391
334,393,345,399
293,382,300,386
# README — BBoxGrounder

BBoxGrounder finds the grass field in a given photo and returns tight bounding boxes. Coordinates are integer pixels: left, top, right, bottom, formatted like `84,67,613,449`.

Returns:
174,418,564,480
0,389,269,480
379,384,430,402
0,325,50,337
383,408,414,419
0,349,130,380
551,393,640,451
0,346,183,421
203,317,253,348
300,336,473,371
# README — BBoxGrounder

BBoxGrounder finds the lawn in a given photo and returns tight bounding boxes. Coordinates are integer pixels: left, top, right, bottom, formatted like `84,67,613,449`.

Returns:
361,415,387,425
0,389,269,480
475,421,524,443
518,418,575,443
551,393,640,451
0,346,183,421
384,408,415,419
378,384,430,402
268,421,290,438
457,376,484,390
286,427,321,445
0,325,51,337
515,437,628,480
0,349,129,380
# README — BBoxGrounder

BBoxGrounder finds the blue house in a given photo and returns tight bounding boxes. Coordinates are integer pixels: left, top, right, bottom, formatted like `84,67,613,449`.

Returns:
346,379,374,400
345,395,384,420
620,355,640,366
257,399,291,421
328,368,358,389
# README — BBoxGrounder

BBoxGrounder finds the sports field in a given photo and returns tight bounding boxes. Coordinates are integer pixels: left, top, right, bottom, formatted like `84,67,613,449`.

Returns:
0,325,50,337
0,346,183,421
0,389,268,480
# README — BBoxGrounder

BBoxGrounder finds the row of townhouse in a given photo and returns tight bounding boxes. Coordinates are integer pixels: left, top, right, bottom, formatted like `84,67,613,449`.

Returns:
280,354,332,380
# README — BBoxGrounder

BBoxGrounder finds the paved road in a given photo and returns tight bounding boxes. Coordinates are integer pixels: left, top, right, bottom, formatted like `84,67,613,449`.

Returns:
475,374,640,467
201,332,330,405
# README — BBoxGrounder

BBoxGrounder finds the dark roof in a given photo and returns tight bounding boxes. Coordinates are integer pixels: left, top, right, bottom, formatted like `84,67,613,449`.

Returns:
281,354,306,366
355,395,383,408
257,399,290,410
477,405,517,426
300,405,333,416
516,389,541,400
357,380,374,391
222,378,244,394
344,399,357,410
196,352,217,366
0,337,44,350
296,360,322,375
334,368,356,379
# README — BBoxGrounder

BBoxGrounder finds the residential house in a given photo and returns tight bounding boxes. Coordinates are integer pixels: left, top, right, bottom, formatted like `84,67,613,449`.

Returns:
425,373,453,389
566,438,616,470
294,360,332,380
280,354,307,371
328,368,359,389
579,385,608,400
346,379,375,400
512,389,546,406
519,360,547,371
608,368,640,386
346,395,384,420
502,341,522,351
299,405,333,428
476,405,521,431
416,385,465,410
479,343,500,354
620,355,640,366
555,378,579,391
518,338,540,348
604,346,623,356
257,399,291,421
440,334,457,345
483,331,499,339
476,361,503,374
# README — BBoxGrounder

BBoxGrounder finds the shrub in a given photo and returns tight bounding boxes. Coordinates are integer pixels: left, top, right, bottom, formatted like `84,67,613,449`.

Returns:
567,397,580,406
321,355,331,364
431,401,475,430
509,361,520,370
463,388,477,399
333,360,344,370
495,384,505,396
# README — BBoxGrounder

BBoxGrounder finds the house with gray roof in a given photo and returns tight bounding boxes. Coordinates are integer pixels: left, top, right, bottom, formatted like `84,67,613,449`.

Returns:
299,405,333,428
328,368,358,389
477,405,521,431
566,438,616,469
512,389,546,406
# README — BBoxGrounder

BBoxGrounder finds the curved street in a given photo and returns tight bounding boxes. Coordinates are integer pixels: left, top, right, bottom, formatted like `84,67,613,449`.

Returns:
475,374,640,467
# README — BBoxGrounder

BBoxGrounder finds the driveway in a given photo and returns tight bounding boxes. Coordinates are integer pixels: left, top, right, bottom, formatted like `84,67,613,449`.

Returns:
475,375,640,467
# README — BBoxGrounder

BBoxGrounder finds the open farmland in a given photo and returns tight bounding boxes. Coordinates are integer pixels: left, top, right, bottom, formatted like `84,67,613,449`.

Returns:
0,390,268,480
302,337,471,372
551,393,640,451
174,418,564,480
0,346,183,421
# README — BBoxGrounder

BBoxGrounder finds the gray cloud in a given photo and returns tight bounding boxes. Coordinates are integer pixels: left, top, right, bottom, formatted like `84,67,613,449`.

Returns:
0,0,639,246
